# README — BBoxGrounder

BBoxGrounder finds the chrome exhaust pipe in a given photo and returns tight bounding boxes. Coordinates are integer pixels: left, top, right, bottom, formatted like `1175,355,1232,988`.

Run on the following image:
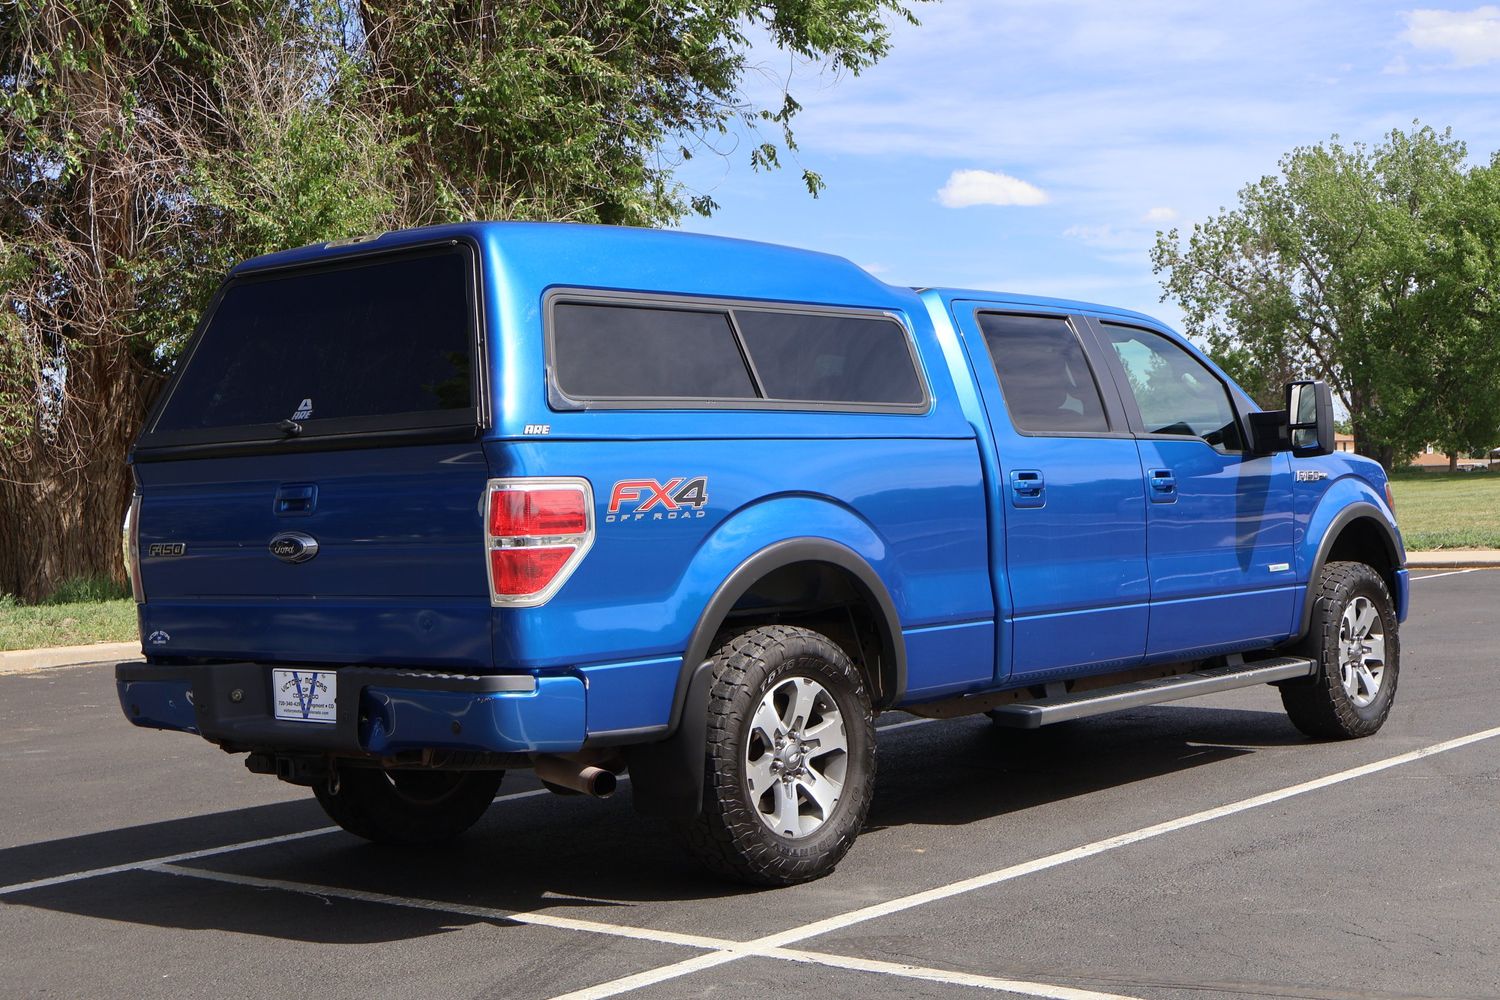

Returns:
534,755,617,798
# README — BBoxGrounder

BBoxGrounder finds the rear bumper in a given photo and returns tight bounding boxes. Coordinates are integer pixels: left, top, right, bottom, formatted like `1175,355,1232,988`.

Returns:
116,661,586,755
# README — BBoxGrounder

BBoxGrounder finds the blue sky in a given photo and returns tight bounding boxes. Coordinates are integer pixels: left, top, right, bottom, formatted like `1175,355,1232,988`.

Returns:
672,1,1500,332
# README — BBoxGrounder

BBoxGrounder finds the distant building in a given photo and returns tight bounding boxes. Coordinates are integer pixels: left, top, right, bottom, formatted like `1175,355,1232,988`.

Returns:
1334,432,1356,453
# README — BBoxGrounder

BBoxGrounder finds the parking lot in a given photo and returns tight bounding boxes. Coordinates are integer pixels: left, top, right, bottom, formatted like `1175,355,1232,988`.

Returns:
3,568,1497,1000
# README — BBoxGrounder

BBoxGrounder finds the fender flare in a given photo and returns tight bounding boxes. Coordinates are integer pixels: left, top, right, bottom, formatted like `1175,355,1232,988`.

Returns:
1294,500,1403,641
626,536,905,820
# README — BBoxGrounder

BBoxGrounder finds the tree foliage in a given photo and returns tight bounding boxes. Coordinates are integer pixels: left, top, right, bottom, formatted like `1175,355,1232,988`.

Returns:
0,0,923,601
1152,124,1500,470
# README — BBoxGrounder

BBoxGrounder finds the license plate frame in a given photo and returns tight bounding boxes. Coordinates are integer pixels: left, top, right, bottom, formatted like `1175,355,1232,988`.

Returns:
271,668,338,724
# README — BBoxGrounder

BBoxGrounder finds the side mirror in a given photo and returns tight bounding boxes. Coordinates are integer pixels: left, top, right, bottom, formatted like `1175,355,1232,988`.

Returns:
1286,380,1335,457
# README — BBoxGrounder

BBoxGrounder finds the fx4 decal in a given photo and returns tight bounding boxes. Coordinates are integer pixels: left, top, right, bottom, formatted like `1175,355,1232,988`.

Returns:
607,477,709,523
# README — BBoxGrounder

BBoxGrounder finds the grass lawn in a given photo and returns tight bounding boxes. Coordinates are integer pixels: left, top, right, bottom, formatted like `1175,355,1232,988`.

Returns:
0,597,138,652
1389,472,1500,551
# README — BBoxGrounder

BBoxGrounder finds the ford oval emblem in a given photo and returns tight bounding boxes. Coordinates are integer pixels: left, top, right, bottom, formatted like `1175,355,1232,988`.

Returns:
269,531,319,564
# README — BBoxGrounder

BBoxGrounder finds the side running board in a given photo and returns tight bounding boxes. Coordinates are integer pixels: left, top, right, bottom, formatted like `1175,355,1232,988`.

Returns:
986,655,1317,729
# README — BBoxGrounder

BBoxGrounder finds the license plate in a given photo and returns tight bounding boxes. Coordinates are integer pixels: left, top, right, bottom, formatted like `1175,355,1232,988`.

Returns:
271,668,337,724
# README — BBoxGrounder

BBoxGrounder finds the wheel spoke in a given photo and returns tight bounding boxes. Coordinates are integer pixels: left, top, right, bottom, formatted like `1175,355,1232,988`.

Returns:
1355,662,1380,699
751,699,783,743
1364,634,1385,668
762,779,794,836
802,715,847,753
1352,601,1378,639
798,768,843,818
789,677,821,731
746,752,777,794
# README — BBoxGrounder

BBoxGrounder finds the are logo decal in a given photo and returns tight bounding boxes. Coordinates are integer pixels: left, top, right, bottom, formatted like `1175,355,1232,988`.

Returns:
291,397,313,420
607,477,709,523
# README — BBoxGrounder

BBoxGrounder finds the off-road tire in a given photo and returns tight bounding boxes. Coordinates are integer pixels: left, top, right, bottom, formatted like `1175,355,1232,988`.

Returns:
1280,561,1399,739
680,625,876,886
313,767,504,845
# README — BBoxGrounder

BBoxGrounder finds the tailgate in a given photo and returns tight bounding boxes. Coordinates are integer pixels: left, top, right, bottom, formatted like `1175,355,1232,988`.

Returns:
130,241,496,668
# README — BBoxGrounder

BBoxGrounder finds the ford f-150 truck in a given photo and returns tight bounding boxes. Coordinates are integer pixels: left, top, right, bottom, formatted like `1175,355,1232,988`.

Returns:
117,222,1407,885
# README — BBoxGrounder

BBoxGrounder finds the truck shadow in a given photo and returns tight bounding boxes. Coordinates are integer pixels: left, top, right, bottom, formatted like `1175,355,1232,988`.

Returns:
3,704,1308,944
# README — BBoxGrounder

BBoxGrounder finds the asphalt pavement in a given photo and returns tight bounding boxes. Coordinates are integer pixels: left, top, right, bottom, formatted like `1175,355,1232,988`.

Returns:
2,568,1497,1000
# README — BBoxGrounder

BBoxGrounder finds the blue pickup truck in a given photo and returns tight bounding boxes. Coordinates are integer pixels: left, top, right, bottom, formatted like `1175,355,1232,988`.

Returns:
117,222,1407,885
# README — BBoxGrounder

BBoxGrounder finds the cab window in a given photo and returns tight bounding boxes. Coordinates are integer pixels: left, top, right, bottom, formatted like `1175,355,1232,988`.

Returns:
1101,323,1243,451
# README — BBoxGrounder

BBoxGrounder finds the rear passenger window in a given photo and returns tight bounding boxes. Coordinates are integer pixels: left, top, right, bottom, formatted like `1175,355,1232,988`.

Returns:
552,303,757,400
977,313,1110,433
735,310,924,405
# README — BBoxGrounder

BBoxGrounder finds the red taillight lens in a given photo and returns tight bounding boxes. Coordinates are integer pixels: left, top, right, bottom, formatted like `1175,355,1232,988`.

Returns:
490,547,574,596
484,479,594,606
488,489,588,537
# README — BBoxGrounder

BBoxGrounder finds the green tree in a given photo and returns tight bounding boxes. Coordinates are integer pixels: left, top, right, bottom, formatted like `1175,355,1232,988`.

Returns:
1,0,923,602
1151,124,1500,470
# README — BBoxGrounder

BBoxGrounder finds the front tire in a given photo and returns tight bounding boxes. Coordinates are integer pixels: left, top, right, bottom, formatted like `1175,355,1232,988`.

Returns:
681,625,876,886
314,767,504,845
1280,561,1399,739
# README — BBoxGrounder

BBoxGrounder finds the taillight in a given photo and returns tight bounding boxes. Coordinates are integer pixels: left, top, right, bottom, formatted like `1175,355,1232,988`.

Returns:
484,478,594,606
122,493,145,603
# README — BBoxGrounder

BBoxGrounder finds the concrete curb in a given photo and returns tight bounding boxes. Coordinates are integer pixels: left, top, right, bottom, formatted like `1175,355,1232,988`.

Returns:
0,641,141,675
1405,550,1500,570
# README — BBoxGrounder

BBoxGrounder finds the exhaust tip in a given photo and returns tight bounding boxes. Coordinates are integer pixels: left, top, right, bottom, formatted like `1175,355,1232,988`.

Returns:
588,769,617,798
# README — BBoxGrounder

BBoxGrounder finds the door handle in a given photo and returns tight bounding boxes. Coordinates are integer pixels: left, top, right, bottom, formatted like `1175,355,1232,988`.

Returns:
1148,468,1177,504
1009,470,1046,508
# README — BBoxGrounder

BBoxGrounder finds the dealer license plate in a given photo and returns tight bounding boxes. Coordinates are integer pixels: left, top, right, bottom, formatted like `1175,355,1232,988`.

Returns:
271,668,337,724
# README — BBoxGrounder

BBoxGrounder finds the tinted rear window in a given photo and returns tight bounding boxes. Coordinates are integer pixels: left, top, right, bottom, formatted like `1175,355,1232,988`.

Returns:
152,246,475,434
552,303,757,399
551,299,925,409
735,310,924,404
977,313,1110,433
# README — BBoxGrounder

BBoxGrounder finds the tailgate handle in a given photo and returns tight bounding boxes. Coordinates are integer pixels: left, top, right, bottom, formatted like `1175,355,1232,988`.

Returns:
274,484,318,516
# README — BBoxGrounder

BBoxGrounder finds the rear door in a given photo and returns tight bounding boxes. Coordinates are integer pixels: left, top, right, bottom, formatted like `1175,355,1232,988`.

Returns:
1086,319,1296,660
131,242,496,668
953,305,1149,683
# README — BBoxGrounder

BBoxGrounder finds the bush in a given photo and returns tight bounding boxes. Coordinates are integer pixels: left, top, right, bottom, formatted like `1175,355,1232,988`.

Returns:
45,575,130,605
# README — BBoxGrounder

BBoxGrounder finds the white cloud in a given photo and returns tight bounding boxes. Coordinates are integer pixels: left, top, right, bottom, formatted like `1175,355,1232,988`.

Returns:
1141,206,1179,223
1063,223,1115,242
937,169,1050,208
1403,6,1500,66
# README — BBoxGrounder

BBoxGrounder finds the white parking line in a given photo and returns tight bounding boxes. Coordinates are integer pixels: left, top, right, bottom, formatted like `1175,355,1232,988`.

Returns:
543,723,1500,1000
148,862,734,951
1409,568,1483,581
0,721,935,899
149,863,1138,1000
0,787,547,898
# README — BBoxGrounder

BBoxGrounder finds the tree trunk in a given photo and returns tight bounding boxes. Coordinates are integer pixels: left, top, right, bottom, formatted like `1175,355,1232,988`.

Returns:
0,342,154,603
1447,451,1459,473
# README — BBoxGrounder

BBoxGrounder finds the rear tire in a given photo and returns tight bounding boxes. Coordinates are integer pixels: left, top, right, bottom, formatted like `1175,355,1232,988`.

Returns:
314,767,504,844
680,625,876,886
1280,561,1399,739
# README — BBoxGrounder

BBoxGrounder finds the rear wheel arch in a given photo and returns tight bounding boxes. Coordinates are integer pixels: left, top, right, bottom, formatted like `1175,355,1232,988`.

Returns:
680,539,906,715
626,538,904,822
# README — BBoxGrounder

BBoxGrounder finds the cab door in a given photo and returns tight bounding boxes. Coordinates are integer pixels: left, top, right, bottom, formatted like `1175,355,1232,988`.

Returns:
1085,319,1296,661
952,305,1149,683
